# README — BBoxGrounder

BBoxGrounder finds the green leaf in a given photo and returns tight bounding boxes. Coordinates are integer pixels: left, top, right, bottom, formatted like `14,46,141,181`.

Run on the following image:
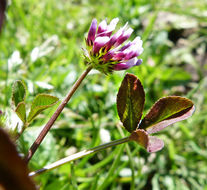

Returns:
0,128,36,190
15,102,26,123
27,94,59,123
12,80,26,107
139,96,195,134
117,73,145,133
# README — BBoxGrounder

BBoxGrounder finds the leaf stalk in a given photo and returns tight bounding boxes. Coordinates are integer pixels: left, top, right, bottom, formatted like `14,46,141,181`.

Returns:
29,137,130,177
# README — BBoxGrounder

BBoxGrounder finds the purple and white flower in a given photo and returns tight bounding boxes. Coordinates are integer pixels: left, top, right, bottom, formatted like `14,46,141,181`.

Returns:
84,18,143,74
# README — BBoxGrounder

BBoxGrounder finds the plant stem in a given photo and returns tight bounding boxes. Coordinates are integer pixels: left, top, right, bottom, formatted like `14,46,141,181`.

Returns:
14,123,28,141
25,66,93,163
117,125,135,190
29,137,130,177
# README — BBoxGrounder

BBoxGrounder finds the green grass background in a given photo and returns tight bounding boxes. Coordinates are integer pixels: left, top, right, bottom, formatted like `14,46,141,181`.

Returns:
0,0,207,189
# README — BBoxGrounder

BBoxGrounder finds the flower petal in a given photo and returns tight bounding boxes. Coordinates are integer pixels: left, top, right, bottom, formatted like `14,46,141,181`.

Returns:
119,41,132,52
124,46,143,60
147,136,164,153
105,24,127,50
97,19,107,34
93,36,110,54
119,36,143,54
113,51,126,61
97,18,119,38
87,19,97,46
115,28,133,47
107,18,119,32
132,36,142,45
120,41,143,60
114,57,142,70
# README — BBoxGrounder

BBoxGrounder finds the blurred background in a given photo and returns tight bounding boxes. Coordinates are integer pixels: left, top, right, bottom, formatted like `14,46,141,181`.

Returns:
0,0,207,189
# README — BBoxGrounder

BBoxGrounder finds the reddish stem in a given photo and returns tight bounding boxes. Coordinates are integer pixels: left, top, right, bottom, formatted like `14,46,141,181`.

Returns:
25,66,93,163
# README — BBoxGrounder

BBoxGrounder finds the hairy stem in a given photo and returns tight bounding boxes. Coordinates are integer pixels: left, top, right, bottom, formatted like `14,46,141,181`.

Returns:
25,66,93,163
29,137,130,177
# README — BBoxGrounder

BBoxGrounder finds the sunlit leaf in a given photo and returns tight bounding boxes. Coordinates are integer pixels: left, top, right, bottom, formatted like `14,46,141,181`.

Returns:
15,102,26,123
139,96,195,134
117,74,145,133
12,80,26,107
27,94,59,123
0,128,36,190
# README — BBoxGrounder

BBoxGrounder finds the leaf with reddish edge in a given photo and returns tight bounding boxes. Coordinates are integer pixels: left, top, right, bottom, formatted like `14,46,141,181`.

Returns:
129,129,149,149
117,73,145,133
129,130,164,153
0,128,36,190
139,96,195,134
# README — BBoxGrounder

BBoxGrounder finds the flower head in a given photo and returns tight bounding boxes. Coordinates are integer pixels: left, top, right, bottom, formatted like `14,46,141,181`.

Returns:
84,18,143,74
